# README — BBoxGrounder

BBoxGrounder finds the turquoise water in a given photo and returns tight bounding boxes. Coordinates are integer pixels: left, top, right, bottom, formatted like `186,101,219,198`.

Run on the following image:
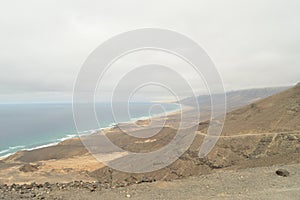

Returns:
0,102,179,157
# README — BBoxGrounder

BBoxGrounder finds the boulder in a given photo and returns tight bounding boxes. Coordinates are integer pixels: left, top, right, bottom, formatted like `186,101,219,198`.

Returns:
275,169,289,177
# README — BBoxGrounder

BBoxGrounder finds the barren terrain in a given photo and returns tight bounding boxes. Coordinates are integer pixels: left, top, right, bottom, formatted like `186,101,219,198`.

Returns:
0,84,299,199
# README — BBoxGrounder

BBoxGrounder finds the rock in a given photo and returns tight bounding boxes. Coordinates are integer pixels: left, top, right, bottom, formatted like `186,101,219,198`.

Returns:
276,169,290,177
19,164,39,172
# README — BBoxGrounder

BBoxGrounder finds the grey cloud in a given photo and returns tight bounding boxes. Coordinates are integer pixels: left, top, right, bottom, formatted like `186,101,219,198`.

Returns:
0,0,299,102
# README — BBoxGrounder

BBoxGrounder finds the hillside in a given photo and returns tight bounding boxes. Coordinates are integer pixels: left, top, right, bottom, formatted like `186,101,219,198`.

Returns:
0,84,299,200
182,86,290,111
217,84,300,135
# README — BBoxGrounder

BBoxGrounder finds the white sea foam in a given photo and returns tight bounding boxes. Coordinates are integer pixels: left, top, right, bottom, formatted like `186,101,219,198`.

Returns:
0,149,9,155
0,145,27,159
0,145,26,157
26,142,60,151
9,145,25,150
0,153,14,159
57,134,78,142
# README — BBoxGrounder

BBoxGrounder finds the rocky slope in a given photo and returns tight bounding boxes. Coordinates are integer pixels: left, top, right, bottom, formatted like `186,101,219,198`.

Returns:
0,84,299,199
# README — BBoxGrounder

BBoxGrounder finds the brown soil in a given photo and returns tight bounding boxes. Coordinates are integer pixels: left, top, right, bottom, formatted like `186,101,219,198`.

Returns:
0,85,299,199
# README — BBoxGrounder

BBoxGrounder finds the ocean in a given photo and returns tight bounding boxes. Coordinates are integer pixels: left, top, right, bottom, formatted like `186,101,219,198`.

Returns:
0,102,179,158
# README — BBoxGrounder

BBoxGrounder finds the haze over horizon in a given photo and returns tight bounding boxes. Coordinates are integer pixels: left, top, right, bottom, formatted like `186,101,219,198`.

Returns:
1,0,299,103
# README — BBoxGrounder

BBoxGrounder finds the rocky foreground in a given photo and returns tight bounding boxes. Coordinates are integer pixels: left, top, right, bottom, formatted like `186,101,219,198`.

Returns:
0,175,156,199
0,164,299,200
0,181,107,199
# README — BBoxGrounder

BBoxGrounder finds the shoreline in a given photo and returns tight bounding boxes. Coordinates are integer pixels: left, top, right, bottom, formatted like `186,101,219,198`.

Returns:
0,106,183,160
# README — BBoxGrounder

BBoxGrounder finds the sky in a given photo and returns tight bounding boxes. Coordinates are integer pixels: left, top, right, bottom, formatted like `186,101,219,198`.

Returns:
0,0,299,103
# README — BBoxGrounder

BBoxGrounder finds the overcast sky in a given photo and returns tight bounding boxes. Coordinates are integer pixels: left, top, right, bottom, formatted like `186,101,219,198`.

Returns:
0,0,299,103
